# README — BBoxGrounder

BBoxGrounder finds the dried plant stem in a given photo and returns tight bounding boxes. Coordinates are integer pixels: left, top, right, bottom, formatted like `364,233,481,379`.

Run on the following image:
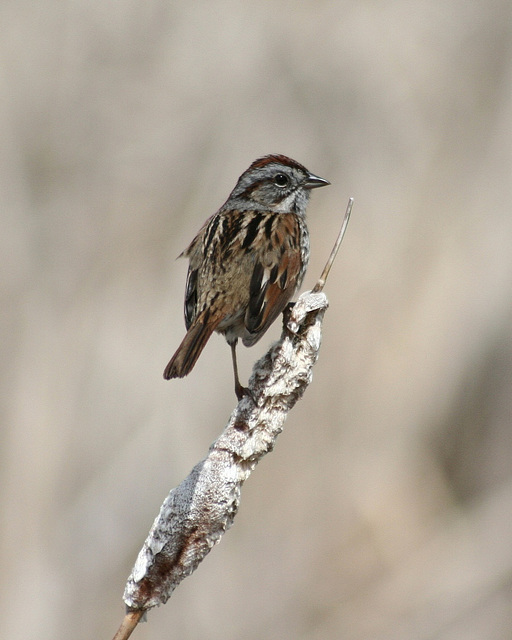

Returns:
312,197,353,293
112,610,144,640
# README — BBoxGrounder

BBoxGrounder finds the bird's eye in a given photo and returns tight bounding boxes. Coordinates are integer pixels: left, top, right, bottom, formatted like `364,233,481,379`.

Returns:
273,173,290,188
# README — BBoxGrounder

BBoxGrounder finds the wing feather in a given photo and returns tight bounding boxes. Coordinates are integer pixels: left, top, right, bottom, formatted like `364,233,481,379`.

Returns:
243,215,303,346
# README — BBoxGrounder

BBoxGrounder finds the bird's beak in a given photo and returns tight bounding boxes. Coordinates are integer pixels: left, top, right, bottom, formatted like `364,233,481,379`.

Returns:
304,172,330,189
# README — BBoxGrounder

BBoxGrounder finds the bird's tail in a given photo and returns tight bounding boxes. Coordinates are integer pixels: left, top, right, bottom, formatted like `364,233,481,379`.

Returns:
163,312,221,379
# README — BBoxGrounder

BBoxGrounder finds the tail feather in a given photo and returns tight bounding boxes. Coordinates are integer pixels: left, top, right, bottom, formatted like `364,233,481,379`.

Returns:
163,315,220,379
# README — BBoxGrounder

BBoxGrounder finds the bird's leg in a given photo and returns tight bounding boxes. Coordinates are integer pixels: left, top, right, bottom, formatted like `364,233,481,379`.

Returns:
230,340,254,402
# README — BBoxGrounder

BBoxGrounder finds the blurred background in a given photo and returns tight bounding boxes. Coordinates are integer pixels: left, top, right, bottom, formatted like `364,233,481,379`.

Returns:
1,1,512,638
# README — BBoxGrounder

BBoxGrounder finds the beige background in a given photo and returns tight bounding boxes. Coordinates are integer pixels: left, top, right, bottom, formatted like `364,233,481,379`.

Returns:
2,1,512,638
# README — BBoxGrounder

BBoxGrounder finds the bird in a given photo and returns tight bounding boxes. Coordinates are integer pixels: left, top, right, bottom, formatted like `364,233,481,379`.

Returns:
163,154,330,400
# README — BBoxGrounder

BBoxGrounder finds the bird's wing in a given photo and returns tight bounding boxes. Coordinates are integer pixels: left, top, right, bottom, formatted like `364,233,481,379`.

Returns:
243,213,303,346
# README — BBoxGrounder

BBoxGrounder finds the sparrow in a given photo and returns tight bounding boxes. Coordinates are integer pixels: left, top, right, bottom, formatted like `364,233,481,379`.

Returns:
163,154,330,400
